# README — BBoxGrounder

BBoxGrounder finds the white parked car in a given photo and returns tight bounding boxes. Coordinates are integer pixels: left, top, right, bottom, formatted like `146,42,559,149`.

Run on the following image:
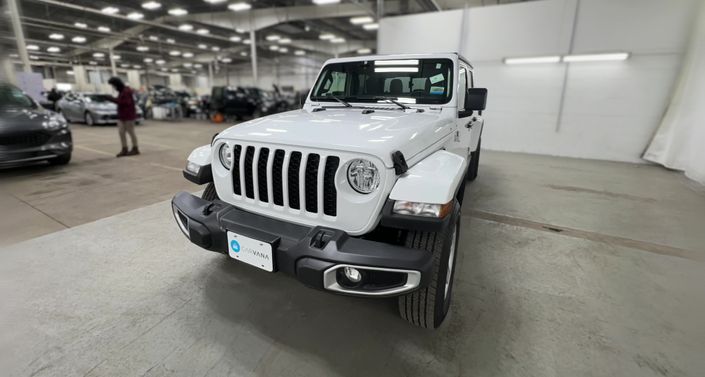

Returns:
172,53,487,328
56,92,143,126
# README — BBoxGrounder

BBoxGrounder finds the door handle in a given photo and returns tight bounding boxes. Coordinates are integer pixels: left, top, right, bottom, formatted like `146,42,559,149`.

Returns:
465,122,473,129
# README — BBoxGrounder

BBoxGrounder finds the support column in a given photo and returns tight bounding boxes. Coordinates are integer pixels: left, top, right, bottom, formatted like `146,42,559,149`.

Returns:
73,65,88,91
109,48,117,76
7,0,31,73
250,29,258,86
377,0,384,19
208,61,214,87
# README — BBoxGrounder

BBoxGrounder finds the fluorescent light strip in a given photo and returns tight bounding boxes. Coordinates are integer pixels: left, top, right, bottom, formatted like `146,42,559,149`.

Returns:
563,52,629,62
504,56,561,65
375,59,418,66
375,67,418,73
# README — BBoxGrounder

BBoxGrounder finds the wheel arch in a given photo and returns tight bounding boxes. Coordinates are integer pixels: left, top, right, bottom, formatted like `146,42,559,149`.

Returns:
389,150,468,205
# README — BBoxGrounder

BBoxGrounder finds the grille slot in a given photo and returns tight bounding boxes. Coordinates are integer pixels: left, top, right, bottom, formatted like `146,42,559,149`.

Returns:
244,146,255,199
257,148,270,202
304,154,320,213
323,156,340,216
0,132,50,147
272,149,285,206
232,145,242,195
288,152,302,209
228,146,339,217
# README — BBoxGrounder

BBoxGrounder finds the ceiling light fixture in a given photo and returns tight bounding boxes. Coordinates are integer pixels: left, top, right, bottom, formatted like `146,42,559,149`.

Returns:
279,47,289,53
563,52,629,62
112,54,121,60
166,38,176,44
93,52,105,58
142,1,162,10
182,52,194,58
196,28,210,35
156,59,166,65
89,61,98,65
330,37,345,43
350,16,374,24
204,0,227,3
211,46,220,51
74,22,87,28
363,23,379,30
356,48,371,54
221,58,232,63
127,12,144,20
101,6,119,15
243,39,251,44
120,63,130,68
266,35,280,41
168,8,188,16
503,56,561,65
319,33,335,40
47,46,61,53
169,50,182,56
178,24,194,31
198,44,208,49
97,26,111,33
26,44,39,51
228,2,252,11
269,45,279,51
279,38,291,44
144,58,154,63
194,63,203,68
49,33,64,40
67,70,74,75
240,51,248,56
229,35,241,42
294,50,305,56
184,62,193,67
313,0,341,4
72,36,86,43
148,35,159,41
133,65,142,69
136,46,150,52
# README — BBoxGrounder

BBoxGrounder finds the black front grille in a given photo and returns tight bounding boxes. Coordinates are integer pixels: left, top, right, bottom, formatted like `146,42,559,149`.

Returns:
229,145,339,216
0,132,50,148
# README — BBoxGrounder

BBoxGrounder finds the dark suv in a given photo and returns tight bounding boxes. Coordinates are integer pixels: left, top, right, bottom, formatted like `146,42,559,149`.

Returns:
210,86,288,120
0,83,72,168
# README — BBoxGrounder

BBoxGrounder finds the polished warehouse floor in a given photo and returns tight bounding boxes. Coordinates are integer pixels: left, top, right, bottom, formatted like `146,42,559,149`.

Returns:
1,120,705,376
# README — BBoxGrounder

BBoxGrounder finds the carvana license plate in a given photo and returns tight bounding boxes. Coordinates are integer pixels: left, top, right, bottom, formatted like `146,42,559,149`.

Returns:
227,231,274,272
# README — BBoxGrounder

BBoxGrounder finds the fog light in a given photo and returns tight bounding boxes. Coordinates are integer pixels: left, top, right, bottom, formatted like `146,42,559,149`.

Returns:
343,267,362,283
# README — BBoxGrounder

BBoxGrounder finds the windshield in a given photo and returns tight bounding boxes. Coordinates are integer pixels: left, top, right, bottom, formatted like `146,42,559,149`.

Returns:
85,94,111,103
0,84,36,109
310,58,453,105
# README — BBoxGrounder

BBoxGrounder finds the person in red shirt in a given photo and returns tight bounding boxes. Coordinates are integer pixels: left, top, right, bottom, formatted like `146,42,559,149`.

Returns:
107,77,140,157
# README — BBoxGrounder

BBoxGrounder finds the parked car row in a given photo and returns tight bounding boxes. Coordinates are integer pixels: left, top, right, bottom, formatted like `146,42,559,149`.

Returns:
209,86,299,121
57,92,143,126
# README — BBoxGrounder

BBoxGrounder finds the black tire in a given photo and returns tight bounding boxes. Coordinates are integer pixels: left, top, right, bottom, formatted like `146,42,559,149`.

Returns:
85,112,95,126
467,138,481,181
398,208,461,329
201,182,219,201
50,153,71,166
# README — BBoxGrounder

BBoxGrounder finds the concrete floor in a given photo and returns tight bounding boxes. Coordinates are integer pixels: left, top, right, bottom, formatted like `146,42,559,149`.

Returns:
1,124,705,376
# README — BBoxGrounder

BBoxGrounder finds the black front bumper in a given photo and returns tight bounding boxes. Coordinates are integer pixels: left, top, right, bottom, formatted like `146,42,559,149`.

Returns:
171,192,435,296
0,129,72,166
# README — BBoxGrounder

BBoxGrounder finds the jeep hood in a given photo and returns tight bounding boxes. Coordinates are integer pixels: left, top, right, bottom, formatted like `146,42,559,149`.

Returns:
217,108,453,168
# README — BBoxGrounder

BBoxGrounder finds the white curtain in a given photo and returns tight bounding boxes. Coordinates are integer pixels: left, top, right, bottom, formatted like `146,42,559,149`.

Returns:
643,2,705,185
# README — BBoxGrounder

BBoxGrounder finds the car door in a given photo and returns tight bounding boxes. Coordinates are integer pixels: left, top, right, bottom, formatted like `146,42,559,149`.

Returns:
455,64,483,157
62,93,78,120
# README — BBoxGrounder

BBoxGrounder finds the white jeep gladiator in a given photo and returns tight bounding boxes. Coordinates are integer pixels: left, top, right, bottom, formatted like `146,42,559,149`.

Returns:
172,53,487,329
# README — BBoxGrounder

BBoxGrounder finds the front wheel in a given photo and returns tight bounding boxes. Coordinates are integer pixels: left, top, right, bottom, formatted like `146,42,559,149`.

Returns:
398,208,460,329
85,112,95,126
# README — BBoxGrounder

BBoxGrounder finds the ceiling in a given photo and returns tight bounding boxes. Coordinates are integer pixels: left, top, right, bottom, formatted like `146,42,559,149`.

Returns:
1,0,534,74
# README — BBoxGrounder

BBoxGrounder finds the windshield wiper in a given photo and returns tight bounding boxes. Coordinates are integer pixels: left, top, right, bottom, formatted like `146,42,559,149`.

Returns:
324,94,351,107
377,97,410,110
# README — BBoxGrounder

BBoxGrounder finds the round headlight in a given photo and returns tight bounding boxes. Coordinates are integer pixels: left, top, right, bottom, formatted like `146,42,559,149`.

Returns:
347,159,380,194
219,144,233,170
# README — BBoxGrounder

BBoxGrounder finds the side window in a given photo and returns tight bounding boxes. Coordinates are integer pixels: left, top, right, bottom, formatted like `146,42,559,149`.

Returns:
458,67,468,110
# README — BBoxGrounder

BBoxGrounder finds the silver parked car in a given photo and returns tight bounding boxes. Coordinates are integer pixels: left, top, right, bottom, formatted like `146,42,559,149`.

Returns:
56,92,143,126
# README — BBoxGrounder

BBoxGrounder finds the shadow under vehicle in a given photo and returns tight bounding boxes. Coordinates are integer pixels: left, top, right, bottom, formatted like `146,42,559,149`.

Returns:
209,86,289,120
0,83,72,168
56,92,143,126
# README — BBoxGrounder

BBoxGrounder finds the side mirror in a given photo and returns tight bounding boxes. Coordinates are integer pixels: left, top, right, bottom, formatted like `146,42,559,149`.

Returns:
465,88,487,112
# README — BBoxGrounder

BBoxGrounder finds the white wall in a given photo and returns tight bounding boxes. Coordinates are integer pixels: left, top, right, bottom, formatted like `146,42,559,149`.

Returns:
379,0,697,163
